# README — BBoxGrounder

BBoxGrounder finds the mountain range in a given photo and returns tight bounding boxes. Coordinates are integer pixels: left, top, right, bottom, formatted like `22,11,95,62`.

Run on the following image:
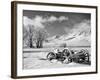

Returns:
44,29,91,47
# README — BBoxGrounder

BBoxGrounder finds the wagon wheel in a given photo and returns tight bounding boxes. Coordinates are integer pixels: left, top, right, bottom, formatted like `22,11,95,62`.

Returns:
68,57,73,62
84,49,89,56
84,49,90,62
63,48,72,57
80,49,86,54
46,52,56,61
63,56,72,64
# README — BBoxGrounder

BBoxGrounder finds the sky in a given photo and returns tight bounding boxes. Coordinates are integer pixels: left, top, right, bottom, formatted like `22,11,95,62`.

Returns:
23,10,91,37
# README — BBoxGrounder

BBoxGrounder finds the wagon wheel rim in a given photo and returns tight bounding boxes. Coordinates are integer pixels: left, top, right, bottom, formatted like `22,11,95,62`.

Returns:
47,52,56,60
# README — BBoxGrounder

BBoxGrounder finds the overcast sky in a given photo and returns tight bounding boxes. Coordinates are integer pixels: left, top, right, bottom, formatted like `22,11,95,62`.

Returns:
23,10,91,37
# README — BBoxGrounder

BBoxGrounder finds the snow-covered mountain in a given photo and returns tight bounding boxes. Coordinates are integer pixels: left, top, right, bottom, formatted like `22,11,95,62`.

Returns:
44,28,90,47
44,20,91,47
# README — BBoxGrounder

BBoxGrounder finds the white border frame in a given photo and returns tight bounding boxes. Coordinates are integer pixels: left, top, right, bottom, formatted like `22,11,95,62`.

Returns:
16,3,97,77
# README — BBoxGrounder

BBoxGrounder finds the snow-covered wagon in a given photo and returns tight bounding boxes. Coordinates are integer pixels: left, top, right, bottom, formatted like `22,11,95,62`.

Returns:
46,48,90,64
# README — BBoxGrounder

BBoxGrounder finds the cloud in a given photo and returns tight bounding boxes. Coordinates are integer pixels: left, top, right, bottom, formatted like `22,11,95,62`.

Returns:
59,16,68,21
23,16,33,26
48,16,57,22
71,20,91,34
23,16,45,29
64,27,71,34
23,16,90,36
47,16,68,22
64,20,91,34
23,15,68,29
33,16,45,29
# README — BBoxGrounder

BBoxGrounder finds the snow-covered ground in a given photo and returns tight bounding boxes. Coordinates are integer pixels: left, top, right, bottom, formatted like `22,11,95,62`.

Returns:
23,47,90,69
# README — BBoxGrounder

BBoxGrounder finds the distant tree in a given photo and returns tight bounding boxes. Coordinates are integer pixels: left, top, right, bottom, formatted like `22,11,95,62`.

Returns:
23,24,49,48
33,28,49,48
23,25,35,48
28,25,35,48
23,25,29,48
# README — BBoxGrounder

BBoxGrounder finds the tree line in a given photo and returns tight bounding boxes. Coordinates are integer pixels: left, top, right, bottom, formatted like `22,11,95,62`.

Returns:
23,25,48,48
